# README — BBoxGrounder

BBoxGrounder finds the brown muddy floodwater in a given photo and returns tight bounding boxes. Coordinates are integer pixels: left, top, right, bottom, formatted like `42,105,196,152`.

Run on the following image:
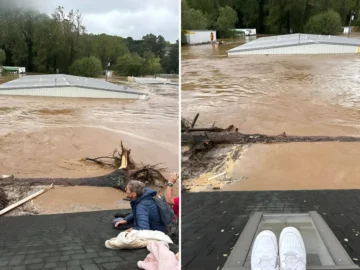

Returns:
0,75,179,214
182,37,360,191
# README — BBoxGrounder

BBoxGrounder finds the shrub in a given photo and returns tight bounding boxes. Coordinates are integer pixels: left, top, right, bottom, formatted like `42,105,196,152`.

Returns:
69,56,103,77
305,10,342,35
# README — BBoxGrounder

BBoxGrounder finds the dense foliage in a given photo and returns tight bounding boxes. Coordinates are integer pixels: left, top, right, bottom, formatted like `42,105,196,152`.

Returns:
0,6,179,77
305,10,343,34
69,56,103,77
182,0,360,38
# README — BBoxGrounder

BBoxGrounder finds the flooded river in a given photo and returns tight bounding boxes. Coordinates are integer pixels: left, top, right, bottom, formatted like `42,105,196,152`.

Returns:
0,74,179,214
182,38,360,191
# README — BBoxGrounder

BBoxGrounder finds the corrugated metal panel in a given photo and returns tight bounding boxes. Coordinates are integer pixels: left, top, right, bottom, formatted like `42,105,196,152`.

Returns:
228,33,360,54
0,87,147,99
228,44,358,55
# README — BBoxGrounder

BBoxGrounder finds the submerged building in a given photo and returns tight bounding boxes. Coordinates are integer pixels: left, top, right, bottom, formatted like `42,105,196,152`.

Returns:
184,30,217,45
0,74,148,99
228,34,360,56
1,66,26,73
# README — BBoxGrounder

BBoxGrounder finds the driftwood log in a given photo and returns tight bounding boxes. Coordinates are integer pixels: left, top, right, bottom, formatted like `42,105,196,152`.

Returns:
181,114,360,147
182,131,360,145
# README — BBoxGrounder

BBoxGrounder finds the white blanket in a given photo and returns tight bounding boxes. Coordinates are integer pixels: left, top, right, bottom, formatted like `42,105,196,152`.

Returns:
105,230,173,250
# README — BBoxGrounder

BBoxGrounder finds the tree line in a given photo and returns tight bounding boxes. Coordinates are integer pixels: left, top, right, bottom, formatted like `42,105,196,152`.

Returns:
182,0,360,39
0,6,179,77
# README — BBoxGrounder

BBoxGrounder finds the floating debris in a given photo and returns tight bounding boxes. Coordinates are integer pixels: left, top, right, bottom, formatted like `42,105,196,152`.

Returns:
344,238,349,242
221,229,224,232
223,254,228,257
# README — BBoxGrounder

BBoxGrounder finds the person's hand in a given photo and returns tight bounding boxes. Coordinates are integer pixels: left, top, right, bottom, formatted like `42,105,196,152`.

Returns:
168,172,179,184
114,219,127,228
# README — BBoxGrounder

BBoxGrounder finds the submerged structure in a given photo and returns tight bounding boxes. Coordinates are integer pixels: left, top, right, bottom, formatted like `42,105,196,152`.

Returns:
0,74,148,99
184,30,217,45
228,34,360,56
1,66,26,73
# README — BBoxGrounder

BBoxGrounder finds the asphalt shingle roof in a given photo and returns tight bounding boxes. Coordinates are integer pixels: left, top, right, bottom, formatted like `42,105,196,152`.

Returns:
0,209,178,270
182,190,360,270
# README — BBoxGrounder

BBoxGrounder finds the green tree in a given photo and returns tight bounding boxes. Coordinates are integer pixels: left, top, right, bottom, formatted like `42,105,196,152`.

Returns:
161,40,179,74
0,6,177,75
235,0,259,28
51,6,86,73
180,0,359,36
143,54,163,75
69,56,103,77
0,49,5,65
94,34,129,69
305,10,342,34
216,6,238,37
182,0,208,29
115,53,144,76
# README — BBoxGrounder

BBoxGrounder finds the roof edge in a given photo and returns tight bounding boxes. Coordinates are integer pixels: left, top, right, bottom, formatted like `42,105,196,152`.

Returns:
228,40,360,54
0,84,148,97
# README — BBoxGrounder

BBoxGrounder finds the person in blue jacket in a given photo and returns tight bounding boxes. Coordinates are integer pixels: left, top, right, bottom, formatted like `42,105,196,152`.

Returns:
114,180,166,232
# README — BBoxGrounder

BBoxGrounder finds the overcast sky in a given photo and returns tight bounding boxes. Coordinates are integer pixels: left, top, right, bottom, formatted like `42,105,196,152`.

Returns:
4,0,179,42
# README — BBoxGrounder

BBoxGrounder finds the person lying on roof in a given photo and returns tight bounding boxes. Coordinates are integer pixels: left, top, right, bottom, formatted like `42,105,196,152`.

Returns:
114,180,166,232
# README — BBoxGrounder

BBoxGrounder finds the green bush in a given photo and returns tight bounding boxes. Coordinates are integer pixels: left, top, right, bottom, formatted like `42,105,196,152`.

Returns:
143,55,163,75
69,56,103,77
115,53,144,76
305,10,342,35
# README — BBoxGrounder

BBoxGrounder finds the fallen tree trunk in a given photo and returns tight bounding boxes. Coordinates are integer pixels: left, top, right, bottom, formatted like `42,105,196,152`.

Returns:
0,167,167,192
182,114,360,145
182,131,360,145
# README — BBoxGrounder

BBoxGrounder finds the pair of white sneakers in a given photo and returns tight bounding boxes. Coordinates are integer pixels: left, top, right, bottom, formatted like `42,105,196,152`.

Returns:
251,227,306,270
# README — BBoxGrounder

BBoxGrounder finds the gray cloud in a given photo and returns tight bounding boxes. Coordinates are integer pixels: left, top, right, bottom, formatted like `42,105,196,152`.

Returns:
0,0,179,42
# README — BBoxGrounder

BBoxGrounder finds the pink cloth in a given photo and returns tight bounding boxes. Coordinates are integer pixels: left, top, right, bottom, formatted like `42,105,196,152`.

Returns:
137,241,179,270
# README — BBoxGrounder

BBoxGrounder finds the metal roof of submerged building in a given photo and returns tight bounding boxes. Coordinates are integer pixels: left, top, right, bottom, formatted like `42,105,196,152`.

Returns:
0,74,149,100
228,33,360,54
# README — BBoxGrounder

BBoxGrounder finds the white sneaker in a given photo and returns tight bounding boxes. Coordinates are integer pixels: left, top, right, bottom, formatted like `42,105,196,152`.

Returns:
279,227,306,270
251,230,279,270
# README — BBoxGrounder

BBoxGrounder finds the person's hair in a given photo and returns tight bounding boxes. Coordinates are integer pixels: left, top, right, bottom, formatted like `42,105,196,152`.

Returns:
127,180,145,197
